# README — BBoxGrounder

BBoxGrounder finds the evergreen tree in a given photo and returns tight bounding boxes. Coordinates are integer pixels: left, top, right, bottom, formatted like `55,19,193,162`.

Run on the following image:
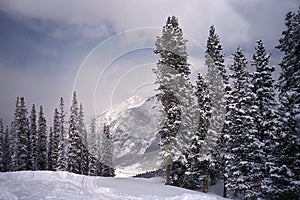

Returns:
68,91,82,174
37,106,48,170
0,118,4,171
3,126,9,171
9,120,17,171
251,40,279,198
224,47,262,199
29,104,38,170
183,73,210,189
101,124,114,177
153,16,194,185
219,82,233,198
204,25,227,184
13,97,30,171
47,127,53,170
51,108,60,170
57,98,68,171
88,117,98,176
78,103,88,174
270,9,300,199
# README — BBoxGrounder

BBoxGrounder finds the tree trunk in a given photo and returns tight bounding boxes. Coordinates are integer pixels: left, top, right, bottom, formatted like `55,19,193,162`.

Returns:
165,164,170,185
223,177,227,198
203,174,208,193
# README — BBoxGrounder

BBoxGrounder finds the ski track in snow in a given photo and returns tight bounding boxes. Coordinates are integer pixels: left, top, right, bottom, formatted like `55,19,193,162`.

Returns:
0,171,227,200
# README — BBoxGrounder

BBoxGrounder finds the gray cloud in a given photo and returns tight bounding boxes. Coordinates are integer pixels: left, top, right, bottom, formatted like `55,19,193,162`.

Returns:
0,0,298,124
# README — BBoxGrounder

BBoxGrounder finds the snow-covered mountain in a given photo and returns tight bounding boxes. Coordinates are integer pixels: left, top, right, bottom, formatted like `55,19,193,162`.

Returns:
0,171,227,199
96,96,163,176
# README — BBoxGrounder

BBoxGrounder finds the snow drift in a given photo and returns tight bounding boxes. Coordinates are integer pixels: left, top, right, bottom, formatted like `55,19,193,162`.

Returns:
0,171,227,200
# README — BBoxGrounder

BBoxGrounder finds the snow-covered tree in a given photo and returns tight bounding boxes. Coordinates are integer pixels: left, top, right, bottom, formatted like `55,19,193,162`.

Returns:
88,117,98,176
204,25,228,184
183,72,210,189
11,97,30,171
51,108,60,170
153,16,195,185
78,103,88,175
3,126,9,171
47,127,53,170
251,40,279,198
224,47,263,199
57,98,68,171
37,106,48,170
101,124,114,177
68,91,82,174
269,9,300,199
9,120,17,171
29,104,38,170
0,118,4,172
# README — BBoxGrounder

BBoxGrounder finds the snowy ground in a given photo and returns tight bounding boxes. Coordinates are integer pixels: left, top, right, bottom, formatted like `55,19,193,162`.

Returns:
0,171,227,200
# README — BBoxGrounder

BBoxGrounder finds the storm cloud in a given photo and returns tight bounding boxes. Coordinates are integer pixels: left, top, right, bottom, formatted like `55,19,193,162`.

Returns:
0,0,298,124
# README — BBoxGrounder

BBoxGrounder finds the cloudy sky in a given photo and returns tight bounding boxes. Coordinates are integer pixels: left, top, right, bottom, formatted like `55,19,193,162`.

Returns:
0,0,298,124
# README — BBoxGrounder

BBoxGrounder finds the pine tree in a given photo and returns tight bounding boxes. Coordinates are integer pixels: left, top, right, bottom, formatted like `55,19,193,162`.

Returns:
78,103,88,175
3,126,9,171
88,117,98,176
204,25,227,184
101,124,114,177
68,91,82,174
153,16,194,185
37,106,48,170
251,40,279,199
224,47,262,199
51,108,60,170
29,104,38,170
183,72,210,189
57,98,68,171
13,97,30,171
270,9,300,199
0,118,4,171
9,120,17,171
219,82,233,198
47,127,53,170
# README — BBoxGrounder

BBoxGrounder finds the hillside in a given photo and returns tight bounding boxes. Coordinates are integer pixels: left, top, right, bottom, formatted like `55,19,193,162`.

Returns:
95,96,162,176
0,171,227,200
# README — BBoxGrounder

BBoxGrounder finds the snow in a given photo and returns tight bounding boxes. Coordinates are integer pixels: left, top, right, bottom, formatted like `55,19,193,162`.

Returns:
0,171,228,200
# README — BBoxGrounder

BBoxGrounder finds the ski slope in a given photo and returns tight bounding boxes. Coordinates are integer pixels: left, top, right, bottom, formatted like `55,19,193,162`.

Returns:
0,171,227,200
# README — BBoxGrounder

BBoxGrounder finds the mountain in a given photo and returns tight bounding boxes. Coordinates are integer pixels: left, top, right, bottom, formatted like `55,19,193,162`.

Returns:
95,96,163,176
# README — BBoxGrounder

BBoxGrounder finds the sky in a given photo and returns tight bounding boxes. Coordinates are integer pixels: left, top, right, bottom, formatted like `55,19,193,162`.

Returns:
0,0,299,125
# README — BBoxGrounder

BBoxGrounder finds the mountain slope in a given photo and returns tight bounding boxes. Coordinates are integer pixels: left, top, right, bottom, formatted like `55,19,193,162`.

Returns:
0,171,228,200
95,96,162,176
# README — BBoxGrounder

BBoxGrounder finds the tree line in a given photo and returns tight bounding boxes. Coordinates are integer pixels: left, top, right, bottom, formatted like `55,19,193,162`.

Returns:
154,8,299,200
0,91,114,177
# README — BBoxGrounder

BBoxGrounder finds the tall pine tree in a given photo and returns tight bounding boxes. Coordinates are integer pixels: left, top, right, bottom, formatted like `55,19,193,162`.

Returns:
14,97,30,171
224,47,262,199
78,103,88,174
204,25,227,184
0,118,4,172
251,40,279,199
88,117,98,176
153,16,194,185
37,106,48,170
68,91,82,174
57,97,68,171
270,9,300,199
3,126,9,171
51,108,60,170
47,127,54,170
183,72,210,189
29,104,38,170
